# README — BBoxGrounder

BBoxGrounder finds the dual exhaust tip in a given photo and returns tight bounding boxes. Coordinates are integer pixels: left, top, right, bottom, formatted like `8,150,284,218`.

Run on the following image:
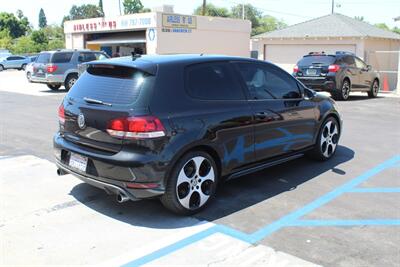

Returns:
57,168,130,203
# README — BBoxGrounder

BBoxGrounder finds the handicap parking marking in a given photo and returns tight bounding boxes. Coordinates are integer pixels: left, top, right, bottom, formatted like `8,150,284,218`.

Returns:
123,154,400,266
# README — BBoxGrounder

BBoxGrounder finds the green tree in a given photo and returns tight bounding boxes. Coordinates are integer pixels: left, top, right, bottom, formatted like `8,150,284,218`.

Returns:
374,23,390,31
30,29,48,52
47,39,65,50
392,27,400,34
12,36,36,54
63,4,103,23
123,0,147,14
99,0,104,16
0,12,30,38
231,4,263,29
354,16,365,21
193,3,230,17
253,15,287,36
39,8,47,28
0,30,13,50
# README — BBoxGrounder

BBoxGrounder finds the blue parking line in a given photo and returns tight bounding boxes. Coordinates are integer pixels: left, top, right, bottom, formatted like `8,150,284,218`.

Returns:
249,155,400,242
122,226,219,267
122,154,400,267
348,188,400,193
289,219,400,226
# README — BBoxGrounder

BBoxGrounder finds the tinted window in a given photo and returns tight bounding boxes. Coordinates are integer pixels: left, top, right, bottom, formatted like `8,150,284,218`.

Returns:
68,65,154,105
51,52,73,63
36,53,51,63
355,57,366,69
343,56,355,66
185,62,245,100
297,55,336,66
236,63,301,100
7,56,16,60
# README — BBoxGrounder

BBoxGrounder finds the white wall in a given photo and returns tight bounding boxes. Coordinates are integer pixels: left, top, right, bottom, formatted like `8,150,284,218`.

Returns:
155,13,251,57
252,37,363,72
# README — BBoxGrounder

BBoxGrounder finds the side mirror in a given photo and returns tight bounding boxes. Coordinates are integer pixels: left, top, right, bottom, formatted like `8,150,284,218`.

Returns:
367,65,372,71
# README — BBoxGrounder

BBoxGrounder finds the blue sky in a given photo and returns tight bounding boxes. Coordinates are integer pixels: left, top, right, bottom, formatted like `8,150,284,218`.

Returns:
2,0,400,29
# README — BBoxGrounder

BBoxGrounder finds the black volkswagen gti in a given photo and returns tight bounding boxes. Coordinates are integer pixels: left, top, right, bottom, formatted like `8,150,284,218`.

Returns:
293,51,380,101
54,54,342,215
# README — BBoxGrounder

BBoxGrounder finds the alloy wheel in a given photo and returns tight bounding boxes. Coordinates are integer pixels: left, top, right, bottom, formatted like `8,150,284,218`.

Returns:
320,120,339,158
372,80,379,96
341,81,350,100
176,156,215,210
69,78,77,88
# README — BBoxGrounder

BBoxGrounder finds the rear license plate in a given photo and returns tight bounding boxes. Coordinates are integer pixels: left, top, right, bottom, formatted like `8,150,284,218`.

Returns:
69,153,88,172
306,69,317,75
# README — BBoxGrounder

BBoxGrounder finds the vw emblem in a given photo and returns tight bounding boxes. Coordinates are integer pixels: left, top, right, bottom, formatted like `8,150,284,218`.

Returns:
77,113,86,129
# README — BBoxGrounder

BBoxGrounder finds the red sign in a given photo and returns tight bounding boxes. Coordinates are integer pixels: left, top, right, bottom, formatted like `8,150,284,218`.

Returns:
72,20,117,32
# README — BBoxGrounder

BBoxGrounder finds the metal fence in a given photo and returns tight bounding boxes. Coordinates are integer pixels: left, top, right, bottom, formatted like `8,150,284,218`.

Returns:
365,50,400,92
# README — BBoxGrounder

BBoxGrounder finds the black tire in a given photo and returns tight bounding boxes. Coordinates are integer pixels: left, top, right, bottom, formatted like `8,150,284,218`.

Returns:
21,64,27,71
26,72,31,82
0,65,4,71
368,79,379,98
306,117,340,161
161,151,219,215
64,74,78,91
331,79,351,101
47,84,61,90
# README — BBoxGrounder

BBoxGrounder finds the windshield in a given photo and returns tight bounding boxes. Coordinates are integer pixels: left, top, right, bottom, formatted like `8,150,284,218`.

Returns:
68,65,154,106
298,55,336,66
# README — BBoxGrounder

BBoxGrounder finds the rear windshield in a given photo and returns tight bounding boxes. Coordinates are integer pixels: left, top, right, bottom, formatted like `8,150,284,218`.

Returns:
51,52,73,63
36,53,51,63
68,65,154,105
298,55,336,66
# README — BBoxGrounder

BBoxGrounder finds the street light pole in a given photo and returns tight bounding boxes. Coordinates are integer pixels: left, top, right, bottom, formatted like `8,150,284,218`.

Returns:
331,0,335,14
202,0,206,16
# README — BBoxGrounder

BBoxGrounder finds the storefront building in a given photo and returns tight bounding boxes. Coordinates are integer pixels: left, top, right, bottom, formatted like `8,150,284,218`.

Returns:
64,11,251,57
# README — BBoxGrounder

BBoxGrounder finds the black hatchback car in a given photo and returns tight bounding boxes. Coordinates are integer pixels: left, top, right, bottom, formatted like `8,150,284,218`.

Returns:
293,51,380,100
54,54,342,215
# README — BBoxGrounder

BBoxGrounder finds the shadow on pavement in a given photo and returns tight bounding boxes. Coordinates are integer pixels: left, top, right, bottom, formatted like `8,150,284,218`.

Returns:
70,145,354,229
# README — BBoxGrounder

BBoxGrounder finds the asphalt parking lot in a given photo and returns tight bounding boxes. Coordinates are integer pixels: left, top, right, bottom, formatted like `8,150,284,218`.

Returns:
0,70,399,266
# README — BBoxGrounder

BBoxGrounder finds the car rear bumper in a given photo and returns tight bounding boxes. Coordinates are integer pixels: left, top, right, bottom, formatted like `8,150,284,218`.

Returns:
297,77,336,91
30,74,64,84
53,133,166,200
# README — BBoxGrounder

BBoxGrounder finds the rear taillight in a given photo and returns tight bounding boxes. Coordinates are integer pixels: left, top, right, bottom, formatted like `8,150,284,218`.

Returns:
58,104,65,124
293,65,299,73
107,116,166,139
47,64,58,73
328,64,340,72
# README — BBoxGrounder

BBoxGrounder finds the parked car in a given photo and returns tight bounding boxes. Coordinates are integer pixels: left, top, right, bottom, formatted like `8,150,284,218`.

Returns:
292,51,380,100
54,54,342,215
0,55,31,71
25,56,38,82
30,49,109,91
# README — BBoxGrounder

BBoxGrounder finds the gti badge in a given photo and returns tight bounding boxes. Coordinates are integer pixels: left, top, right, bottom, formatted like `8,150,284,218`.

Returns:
77,113,86,129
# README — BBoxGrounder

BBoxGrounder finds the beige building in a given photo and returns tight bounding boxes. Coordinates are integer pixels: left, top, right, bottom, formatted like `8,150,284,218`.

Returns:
64,9,251,57
251,14,400,90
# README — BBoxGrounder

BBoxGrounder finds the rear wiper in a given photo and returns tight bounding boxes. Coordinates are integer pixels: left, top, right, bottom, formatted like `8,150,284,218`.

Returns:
83,97,112,106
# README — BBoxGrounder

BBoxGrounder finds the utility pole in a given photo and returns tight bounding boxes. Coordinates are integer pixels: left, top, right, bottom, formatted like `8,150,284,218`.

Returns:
331,0,334,14
242,3,245,19
119,0,122,15
202,0,206,16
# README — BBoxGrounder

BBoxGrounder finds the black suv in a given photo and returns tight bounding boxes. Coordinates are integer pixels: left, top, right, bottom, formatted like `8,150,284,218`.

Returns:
54,54,342,215
293,52,380,100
